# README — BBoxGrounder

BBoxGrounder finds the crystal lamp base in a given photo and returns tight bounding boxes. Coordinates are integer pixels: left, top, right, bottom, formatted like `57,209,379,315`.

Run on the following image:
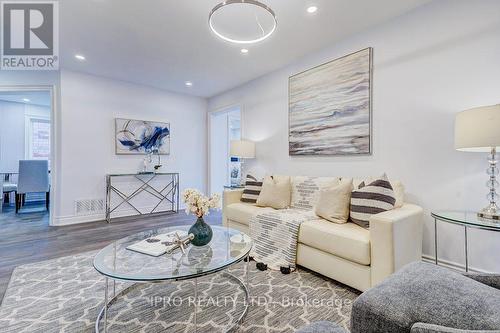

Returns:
478,203,500,221
479,148,500,222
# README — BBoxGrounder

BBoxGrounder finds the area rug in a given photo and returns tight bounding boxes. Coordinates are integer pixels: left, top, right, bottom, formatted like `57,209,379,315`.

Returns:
0,251,359,332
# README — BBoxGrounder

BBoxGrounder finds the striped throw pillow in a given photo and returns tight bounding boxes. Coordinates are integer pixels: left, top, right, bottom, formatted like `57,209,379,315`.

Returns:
240,174,263,204
350,174,396,228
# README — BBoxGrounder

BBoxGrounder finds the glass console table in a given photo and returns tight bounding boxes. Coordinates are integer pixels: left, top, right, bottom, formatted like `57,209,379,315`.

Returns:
431,211,500,272
105,173,179,222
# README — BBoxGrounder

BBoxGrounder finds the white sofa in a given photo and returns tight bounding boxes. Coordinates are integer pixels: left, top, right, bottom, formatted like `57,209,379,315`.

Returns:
223,176,423,292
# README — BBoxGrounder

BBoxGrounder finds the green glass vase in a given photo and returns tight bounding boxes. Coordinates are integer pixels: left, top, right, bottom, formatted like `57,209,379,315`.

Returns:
188,217,213,246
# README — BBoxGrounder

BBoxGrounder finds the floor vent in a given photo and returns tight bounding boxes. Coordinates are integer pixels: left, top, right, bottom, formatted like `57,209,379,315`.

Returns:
75,199,104,215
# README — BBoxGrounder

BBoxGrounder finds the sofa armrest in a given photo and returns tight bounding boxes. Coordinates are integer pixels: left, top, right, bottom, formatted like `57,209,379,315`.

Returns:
370,203,423,286
222,189,244,227
411,322,499,333
463,272,500,290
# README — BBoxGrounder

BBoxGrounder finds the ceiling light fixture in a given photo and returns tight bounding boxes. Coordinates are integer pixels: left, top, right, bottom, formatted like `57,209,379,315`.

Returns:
307,6,318,13
22,98,30,102
75,54,86,61
241,48,249,54
209,0,277,44
185,81,193,87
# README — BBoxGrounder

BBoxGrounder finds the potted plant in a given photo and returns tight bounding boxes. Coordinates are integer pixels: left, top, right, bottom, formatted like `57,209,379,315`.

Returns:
182,189,220,246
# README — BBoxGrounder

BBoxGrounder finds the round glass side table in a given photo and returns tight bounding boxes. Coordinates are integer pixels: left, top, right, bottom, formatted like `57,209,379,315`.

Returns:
431,211,500,272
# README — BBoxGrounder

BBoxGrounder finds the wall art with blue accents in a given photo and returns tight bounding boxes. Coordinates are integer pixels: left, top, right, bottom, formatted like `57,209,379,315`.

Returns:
115,118,170,155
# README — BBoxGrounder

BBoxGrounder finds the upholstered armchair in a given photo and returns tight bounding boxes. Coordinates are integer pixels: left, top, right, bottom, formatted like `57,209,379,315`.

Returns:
297,263,500,333
350,262,500,333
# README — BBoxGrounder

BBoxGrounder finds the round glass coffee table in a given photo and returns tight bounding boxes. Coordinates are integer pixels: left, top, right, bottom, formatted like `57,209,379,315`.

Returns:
93,225,253,333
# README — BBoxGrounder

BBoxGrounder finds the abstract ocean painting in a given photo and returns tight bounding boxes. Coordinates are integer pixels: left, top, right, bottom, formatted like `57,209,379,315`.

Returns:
289,48,372,155
115,118,170,155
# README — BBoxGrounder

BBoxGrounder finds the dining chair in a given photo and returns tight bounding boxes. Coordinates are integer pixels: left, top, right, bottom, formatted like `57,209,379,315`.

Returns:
0,176,3,213
15,160,50,213
3,173,18,205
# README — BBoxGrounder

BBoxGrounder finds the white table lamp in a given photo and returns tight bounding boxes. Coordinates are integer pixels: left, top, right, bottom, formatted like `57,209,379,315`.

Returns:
230,140,255,183
230,140,255,159
455,104,500,220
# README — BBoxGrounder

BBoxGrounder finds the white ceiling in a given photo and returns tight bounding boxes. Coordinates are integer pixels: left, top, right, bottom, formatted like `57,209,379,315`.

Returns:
60,0,431,98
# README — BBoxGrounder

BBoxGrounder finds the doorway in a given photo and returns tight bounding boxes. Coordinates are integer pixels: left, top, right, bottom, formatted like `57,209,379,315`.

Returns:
0,87,55,224
209,106,241,196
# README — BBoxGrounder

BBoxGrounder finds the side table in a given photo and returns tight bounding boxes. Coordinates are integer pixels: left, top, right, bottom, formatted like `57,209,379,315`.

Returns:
431,211,500,272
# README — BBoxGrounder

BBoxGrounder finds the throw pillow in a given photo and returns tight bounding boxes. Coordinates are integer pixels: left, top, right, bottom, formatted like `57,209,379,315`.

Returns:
256,175,291,209
291,176,340,210
314,180,353,224
350,174,396,228
354,177,405,208
240,174,263,204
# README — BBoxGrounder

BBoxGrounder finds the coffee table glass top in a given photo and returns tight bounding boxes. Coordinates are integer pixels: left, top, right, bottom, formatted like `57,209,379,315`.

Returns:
93,225,252,281
431,211,500,230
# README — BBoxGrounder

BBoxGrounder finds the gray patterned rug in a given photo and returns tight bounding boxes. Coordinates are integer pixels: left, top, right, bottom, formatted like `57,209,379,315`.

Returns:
0,251,359,332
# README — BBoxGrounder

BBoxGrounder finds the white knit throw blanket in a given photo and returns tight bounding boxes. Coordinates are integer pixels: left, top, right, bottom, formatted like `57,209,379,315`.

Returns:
249,209,320,271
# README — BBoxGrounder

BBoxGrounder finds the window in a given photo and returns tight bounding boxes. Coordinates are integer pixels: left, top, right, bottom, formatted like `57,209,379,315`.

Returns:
26,117,50,161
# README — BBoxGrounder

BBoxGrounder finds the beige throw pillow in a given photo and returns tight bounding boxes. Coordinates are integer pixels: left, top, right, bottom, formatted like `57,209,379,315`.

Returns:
256,175,291,209
314,180,353,224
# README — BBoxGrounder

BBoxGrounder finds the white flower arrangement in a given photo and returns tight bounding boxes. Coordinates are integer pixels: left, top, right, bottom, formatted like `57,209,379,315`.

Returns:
182,188,221,218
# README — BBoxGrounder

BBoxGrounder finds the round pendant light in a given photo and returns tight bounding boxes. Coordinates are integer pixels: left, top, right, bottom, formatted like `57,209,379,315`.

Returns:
209,0,277,44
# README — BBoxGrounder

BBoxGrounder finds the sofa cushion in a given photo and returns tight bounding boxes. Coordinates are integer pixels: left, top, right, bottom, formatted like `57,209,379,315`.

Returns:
299,219,371,265
350,175,396,229
226,202,273,226
291,176,340,210
256,175,291,209
315,180,353,224
240,174,262,203
351,262,500,333
351,177,404,208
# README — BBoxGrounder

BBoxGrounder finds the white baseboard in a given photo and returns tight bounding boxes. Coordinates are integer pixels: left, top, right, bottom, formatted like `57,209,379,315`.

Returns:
52,213,104,226
53,204,182,226
421,254,491,274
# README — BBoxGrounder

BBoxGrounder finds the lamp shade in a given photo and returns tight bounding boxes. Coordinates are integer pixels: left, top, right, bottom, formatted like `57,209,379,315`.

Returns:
455,104,500,152
230,140,255,158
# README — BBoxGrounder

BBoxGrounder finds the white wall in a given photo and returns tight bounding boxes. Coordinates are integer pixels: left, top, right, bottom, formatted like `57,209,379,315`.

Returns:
209,0,500,272
55,70,207,225
0,101,51,171
0,101,25,172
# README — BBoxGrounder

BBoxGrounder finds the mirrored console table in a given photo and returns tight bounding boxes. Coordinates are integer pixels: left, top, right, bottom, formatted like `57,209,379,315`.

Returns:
105,173,179,223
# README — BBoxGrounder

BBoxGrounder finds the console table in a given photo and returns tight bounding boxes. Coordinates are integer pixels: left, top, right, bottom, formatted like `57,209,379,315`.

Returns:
105,173,179,223
431,211,500,272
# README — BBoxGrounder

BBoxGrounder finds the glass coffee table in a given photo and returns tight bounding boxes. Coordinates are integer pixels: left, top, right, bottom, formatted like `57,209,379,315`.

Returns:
93,225,253,333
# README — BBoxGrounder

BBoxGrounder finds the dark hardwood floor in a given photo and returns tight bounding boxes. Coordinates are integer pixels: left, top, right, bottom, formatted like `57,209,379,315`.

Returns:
0,202,222,302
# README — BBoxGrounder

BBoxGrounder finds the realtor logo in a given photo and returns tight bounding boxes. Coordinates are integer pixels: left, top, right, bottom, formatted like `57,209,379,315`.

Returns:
1,1,59,70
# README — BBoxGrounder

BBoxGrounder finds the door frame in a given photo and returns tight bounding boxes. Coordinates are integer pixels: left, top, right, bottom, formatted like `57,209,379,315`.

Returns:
0,85,58,225
207,103,243,195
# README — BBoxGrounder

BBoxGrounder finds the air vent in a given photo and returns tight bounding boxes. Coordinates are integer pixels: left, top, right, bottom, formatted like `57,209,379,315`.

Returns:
75,199,104,215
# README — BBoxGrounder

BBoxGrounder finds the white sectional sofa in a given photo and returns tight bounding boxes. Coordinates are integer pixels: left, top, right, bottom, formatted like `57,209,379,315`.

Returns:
223,176,423,292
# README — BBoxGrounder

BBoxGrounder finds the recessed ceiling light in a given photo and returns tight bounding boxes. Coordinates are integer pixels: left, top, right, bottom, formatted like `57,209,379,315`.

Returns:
22,98,30,102
75,54,86,61
241,48,249,54
307,6,318,13
185,81,193,87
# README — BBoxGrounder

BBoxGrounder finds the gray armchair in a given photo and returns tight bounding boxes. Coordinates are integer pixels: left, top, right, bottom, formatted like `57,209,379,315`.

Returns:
350,262,500,333
15,160,50,213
